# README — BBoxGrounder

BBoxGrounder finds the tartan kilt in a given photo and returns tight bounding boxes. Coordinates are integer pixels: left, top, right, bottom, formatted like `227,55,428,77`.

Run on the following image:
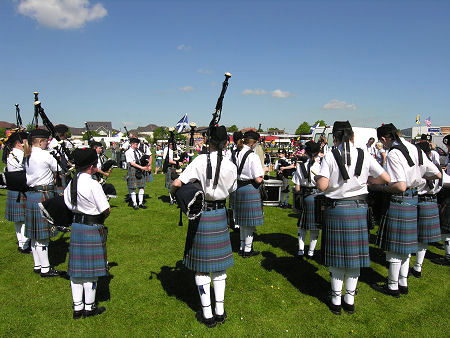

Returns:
183,208,234,273
165,167,177,189
376,195,418,255
25,190,58,240
126,166,146,190
417,198,441,243
281,177,290,193
298,194,321,231
68,223,108,278
228,190,236,210
145,172,154,183
5,190,26,223
234,184,264,227
322,201,370,269
440,197,450,234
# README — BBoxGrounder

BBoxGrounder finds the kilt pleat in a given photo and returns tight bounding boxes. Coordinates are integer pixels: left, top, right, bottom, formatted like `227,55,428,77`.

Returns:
126,166,146,189
234,184,264,227
25,191,58,240
417,199,441,243
165,167,177,189
183,208,234,273
322,201,369,269
298,194,321,231
441,197,450,234
377,195,418,255
5,190,25,222
68,223,108,278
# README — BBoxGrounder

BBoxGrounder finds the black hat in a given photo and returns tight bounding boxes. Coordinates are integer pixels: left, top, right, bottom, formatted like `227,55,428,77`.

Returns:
90,141,102,148
129,137,140,144
443,135,450,145
416,141,431,154
30,128,50,139
73,148,98,168
55,124,69,134
278,148,287,155
232,131,244,143
420,134,431,141
210,126,228,142
305,141,321,157
332,121,352,134
244,130,260,141
7,131,28,145
377,123,398,139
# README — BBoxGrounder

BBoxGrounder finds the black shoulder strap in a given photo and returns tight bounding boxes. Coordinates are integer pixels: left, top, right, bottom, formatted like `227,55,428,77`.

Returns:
415,145,423,166
299,162,308,179
70,173,79,208
390,144,415,167
332,148,350,180
231,148,239,165
355,148,364,176
212,152,223,189
238,150,253,176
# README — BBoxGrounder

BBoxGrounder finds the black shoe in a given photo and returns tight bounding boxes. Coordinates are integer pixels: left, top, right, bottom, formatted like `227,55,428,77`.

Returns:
328,302,341,315
139,204,147,209
409,268,421,278
431,257,450,266
73,310,84,320
41,267,64,278
33,267,41,274
133,205,139,210
342,301,355,314
371,283,400,298
18,247,31,254
238,250,244,256
215,311,227,324
399,285,408,295
195,311,216,328
243,250,260,258
83,305,106,318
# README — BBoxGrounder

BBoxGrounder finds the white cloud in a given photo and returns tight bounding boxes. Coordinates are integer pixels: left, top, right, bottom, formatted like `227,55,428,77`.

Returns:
323,99,357,110
242,88,293,98
242,89,268,96
179,86,194,92
17,0,107,29
271,89,292,98
197,68,212,75
177,44,191,51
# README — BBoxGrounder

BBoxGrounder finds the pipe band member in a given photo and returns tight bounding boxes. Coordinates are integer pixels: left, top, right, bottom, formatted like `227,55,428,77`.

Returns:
91,141,110,179
234,130,265,258
226,131,244,229
49,124,71,194
163,142,177,205
125,138,150,210
64,148,110,319
4,131,30,253
25,128,64,277
372,123,441,297
172,126,237,328
292,141,322,258
274,148,294,208
316,121,390,315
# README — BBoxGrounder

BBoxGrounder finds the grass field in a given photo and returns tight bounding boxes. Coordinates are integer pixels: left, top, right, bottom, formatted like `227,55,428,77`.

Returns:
0,156,449,336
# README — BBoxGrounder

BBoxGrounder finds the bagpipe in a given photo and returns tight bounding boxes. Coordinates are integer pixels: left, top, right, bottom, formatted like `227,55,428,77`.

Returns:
276,158,296,178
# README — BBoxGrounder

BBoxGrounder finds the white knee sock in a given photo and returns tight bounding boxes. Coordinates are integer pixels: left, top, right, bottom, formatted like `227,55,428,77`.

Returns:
298,228,306,255
14,222,24,248
386,251,407,290
414,243,427,272
399,255,410,287
21,225,29,250
212,271,227,316
443,234,450,259
138,189,144,205
308,230,320,255
239,225,244,251
195,274,213,319
243,226,254,253
130,191,137,206
329,266,345,305
71,278,84,311
35,240,50,273
31,239,40,269
344,268,360,305
84,279,98,311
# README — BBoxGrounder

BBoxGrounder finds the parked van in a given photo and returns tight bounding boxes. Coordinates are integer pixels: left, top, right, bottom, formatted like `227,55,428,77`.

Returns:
312,126,377,150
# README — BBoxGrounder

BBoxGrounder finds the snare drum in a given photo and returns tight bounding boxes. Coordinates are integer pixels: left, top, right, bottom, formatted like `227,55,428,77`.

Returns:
262,179,283,206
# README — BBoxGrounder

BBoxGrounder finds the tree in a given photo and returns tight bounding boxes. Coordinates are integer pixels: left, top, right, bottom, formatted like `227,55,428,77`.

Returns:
82,130,100,141
0,128,6,138
152,127,168,144
313,120,326,127
26,123,36,132
227,125,238,132
295,122,311,135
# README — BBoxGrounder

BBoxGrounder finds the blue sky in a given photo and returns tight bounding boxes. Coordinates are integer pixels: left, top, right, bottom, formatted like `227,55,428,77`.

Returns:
0,0,449,133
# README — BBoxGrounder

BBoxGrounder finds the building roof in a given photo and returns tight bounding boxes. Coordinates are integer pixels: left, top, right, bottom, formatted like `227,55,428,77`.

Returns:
0,121,17,128
85,121,112,131
129,124,159,134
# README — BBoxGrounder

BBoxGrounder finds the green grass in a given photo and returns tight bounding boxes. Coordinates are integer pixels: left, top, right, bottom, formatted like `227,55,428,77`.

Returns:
0,154,449,336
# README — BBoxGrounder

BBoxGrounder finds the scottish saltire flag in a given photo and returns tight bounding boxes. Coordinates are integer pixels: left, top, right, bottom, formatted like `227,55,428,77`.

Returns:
425,116,431,127
176,113,188,133
310,122,320,134
416,114,421,125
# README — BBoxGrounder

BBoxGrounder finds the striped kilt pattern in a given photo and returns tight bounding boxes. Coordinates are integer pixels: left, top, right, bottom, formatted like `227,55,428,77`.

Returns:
298,194,321,231
322,201,370,269
228,190,236,210
165,167,177,189
25,190,58,240
145,172,154,183
5,190,25,223
417,198,441,243
281,177,290,193
183,208,234,273
68,223,108,278
376,195,418,255
441,197,450,234
126,166,146,190
234,184,264,227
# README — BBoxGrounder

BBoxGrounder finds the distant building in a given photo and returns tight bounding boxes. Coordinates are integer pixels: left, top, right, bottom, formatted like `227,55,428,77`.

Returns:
400,125,450,139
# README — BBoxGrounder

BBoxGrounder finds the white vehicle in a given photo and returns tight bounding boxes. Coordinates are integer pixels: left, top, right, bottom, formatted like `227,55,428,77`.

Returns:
312,126,377,150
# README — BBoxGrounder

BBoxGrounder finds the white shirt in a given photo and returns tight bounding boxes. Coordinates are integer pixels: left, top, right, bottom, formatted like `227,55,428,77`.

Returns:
125,148,143,164
235,145,264,180
318,144,385,199
25,147,58,187
274,157,291,171
121,140,130,150
292,158,321,188
178,152,237,201
366,144,376,156
386,138,439,189
64,173,110,215
7,148,25,172
140,143,151,156
430,150,440,166
163,147,174,162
